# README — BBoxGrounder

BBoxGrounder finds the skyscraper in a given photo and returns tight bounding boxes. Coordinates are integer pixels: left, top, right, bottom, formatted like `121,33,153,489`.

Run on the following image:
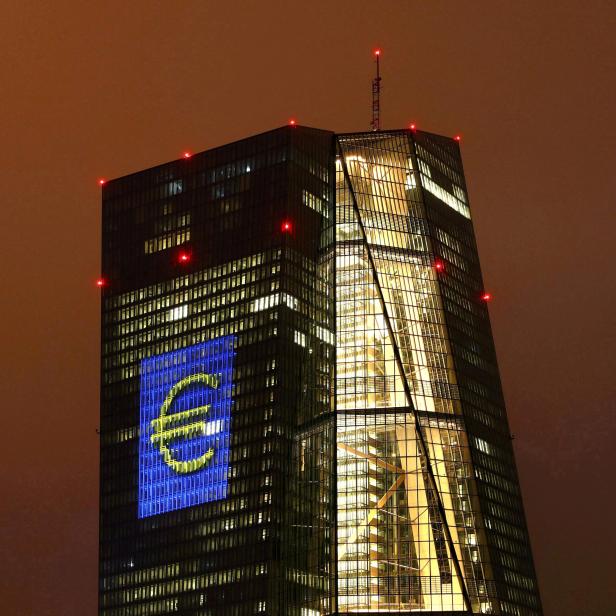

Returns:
99,125,541,616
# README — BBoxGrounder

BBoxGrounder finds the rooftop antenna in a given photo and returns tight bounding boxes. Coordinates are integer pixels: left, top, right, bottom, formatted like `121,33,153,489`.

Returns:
371,48,382,131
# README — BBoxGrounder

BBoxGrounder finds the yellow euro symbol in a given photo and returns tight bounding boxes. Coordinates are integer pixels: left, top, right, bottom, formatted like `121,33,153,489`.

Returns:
150,373,219,474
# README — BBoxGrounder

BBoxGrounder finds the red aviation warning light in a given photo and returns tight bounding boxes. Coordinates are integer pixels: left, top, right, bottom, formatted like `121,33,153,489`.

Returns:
183,152,192,159
281,220,293,233
96,278,106,288
374,48,381,57
409,123,417,131
434,260,445,272
98,179,106,186
177,251,191,264
288,119,297,126
454,135,461,142
481,292,492,302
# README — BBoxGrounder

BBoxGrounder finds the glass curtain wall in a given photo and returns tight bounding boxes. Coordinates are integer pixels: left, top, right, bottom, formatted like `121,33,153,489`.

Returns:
99,127,336,616
334,132,495,613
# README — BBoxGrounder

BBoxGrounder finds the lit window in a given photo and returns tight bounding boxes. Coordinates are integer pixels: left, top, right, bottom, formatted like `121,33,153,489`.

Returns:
167,304,188,321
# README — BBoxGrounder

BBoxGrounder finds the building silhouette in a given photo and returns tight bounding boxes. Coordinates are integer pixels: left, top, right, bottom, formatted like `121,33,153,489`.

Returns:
99,125,541,615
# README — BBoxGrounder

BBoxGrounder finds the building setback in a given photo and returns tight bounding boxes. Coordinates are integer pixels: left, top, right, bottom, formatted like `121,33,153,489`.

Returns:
99,126,541,615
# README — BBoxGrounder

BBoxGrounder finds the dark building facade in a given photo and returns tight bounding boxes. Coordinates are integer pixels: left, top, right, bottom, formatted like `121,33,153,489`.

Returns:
99,126,541,616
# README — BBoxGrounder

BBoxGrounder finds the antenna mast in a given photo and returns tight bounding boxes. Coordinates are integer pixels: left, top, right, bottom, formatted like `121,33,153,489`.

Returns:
371,49,382,131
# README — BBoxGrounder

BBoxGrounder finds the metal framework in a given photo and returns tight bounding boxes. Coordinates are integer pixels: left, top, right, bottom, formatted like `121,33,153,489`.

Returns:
338,144,472,611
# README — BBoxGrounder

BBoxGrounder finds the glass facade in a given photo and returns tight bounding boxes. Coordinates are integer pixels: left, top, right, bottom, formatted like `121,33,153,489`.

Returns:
100,126,541,615
100,126,336,616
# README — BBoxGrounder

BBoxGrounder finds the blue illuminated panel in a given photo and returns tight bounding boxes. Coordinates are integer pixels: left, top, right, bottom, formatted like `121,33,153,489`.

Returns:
138,337,235,518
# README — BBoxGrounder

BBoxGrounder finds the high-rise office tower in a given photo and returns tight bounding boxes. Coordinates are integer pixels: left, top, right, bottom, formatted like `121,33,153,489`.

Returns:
99,126,541,616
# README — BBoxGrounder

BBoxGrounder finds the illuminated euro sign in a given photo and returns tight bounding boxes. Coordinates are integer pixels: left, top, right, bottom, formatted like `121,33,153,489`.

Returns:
149,373,219,474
